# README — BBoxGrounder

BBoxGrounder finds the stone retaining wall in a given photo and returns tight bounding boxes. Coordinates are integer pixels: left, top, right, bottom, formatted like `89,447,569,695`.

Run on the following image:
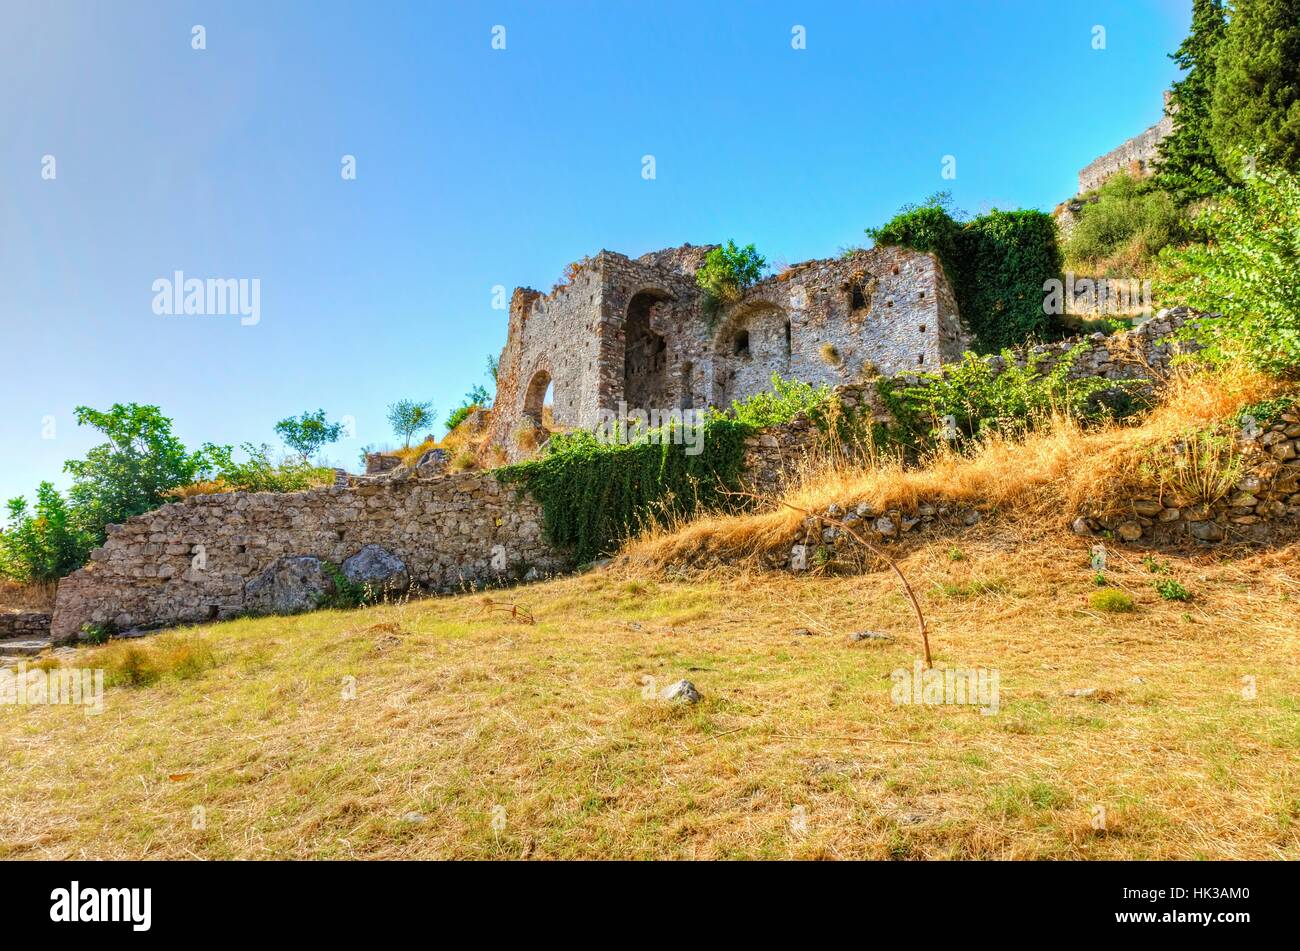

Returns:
780,417,1299,571
51,472,564,642
0,610,52,639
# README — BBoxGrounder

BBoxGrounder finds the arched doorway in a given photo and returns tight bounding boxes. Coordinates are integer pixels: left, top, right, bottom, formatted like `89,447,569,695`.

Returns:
523,369,551,423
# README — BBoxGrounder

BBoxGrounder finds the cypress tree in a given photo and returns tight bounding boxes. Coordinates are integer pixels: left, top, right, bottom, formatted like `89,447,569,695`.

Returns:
1155,0,1232,203
1210,0,1300,175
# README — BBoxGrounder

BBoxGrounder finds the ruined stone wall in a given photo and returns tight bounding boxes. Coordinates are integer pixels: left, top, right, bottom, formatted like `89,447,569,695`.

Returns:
1077,94,1174,194
0,610,51,639
47,311,1236,641
735,309,1201,496
707,247,961,402
50,472,563,641
483,242,955,462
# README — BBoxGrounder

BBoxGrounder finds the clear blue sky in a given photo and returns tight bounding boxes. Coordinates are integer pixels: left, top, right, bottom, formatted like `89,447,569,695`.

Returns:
0,0,1190,507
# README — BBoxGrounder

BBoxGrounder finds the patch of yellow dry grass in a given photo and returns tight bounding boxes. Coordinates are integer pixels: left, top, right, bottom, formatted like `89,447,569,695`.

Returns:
2,523,1297,860
0,580,56,613
624,366,1287,569
387,407,498,471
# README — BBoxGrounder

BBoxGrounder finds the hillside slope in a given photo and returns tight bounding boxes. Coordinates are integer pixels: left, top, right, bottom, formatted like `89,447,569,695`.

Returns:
3,518,1297,860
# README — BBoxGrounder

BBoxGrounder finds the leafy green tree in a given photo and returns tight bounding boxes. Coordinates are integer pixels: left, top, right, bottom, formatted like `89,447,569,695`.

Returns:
695,240,767,310
1210,0,1300,174
1157,168,1300,377
385,400,433,448
1155,0,1232,203
275,410,344,462
64,403,214,538
0,483,94,583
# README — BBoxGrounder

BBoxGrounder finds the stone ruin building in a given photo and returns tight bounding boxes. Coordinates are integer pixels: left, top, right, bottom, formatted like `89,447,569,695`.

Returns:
483,242,966,461
1056,91,1174,243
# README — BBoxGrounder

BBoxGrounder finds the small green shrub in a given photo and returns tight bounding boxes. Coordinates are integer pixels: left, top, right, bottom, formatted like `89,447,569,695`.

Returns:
1142,555,1171,575
1154,578,1191,602
1090,589,1135,613
877,346,1124,451
1236,395,1298,429
727,374,833,429
695,241,766,316
320,562,371,610
446,385,491,431
186,443,334,494
80,623,111,645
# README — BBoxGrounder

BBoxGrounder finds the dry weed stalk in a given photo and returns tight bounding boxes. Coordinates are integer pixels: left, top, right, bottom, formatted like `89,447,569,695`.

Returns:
475,598,535,624
734,489,931,668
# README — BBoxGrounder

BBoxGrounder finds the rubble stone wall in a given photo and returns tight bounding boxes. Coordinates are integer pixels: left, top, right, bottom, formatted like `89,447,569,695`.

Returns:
1077,94,1174,194
50,472,564,641
50,311,1230,641
0,611,52,639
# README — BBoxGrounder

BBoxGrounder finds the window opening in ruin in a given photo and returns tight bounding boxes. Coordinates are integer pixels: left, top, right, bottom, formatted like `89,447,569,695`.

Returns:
850,283,867,310
919,325,926,333
734,330,751,358
917,353,925,365
679,361,694,410
784,320,792,356
523,369,552,423
624,291,670,410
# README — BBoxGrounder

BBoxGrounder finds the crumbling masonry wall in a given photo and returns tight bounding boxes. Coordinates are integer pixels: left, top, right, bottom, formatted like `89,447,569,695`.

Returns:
51,313,1246,641
50,472,563,641
484,243,962,462
1076,93,1174,195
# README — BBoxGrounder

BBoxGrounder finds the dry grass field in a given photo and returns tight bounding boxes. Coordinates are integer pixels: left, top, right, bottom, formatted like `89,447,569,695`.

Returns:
3,517,1297,860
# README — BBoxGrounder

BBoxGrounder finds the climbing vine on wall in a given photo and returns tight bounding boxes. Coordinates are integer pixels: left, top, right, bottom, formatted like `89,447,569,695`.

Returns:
496,417,754,564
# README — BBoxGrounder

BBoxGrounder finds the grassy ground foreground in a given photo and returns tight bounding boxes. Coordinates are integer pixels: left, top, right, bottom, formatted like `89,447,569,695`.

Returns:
2,519,1297,860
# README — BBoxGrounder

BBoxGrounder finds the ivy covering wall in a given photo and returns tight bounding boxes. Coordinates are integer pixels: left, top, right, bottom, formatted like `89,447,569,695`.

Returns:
496,418,754,564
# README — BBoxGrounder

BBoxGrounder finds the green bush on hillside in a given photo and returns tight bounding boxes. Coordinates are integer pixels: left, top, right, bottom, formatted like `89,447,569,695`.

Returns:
727,374,833,429
696,241,767,317
878,346,1126,450
867,194,1063,353
1063,174,1190,276
1157,168,1300,377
